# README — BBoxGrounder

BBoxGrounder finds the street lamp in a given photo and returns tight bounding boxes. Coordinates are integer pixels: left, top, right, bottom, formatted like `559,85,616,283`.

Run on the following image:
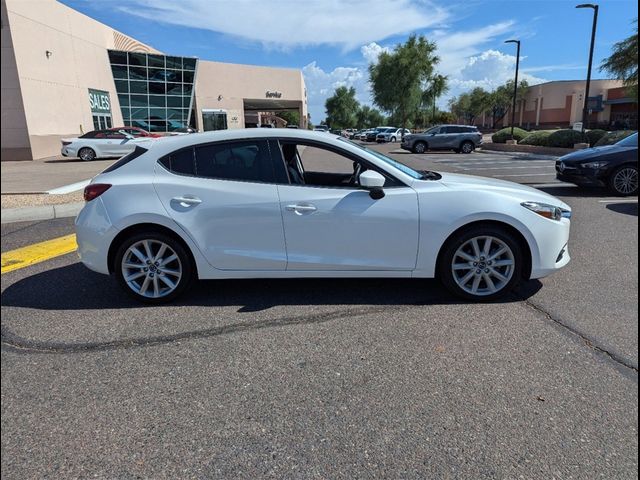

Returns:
505,39,521,141
576,3,599,132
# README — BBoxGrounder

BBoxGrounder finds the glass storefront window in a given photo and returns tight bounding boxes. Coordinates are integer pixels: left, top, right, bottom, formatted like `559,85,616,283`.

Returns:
109,49,197,132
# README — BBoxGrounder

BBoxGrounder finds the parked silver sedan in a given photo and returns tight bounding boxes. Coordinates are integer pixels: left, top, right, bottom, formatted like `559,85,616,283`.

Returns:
401,125,483,154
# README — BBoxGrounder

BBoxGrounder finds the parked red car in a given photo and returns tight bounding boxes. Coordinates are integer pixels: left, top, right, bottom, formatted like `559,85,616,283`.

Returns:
108,127,161,138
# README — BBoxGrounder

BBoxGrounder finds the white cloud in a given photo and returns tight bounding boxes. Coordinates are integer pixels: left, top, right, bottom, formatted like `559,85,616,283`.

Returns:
360,42,391,64
117,0,449,50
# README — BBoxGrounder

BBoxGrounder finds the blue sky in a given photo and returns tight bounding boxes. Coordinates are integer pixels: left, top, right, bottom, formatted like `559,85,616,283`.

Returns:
62,0,637,122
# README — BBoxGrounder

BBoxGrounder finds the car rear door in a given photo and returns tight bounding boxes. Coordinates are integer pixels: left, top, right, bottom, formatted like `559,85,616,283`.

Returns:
153,139,287,270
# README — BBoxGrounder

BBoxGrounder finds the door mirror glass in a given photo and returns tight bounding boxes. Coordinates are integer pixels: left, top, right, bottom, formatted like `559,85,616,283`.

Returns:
359,170,385,189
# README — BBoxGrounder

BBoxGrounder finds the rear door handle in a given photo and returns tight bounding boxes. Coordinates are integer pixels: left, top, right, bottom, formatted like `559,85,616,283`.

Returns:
286,203,317,214
172,195,202,207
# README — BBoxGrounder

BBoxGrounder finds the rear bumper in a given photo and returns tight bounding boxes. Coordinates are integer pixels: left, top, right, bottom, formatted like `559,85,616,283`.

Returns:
75,197,118,275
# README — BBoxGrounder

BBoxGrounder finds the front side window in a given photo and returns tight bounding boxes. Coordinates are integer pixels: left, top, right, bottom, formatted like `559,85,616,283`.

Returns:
194,140,273,183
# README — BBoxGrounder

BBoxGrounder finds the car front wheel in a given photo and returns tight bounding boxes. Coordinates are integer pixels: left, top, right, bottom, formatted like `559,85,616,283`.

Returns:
609,165,638,196
114,232,193,303
439,226,523,301
78,147,96,161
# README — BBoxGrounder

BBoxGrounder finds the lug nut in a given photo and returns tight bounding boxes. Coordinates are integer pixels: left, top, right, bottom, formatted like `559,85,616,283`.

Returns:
485,268,490,273
476,269,481,274
473,262,478,266
143,267,148,272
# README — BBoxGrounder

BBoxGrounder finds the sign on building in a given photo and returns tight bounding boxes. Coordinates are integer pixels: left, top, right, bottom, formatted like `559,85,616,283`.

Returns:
88,89,112,114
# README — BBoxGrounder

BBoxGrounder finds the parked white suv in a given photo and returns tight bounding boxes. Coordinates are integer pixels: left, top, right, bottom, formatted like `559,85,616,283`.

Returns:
376,128,411,143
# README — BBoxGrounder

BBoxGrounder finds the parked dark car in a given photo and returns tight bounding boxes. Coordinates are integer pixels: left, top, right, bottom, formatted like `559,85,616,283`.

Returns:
365,127,391,142
556,132,638,196
401,125,483,153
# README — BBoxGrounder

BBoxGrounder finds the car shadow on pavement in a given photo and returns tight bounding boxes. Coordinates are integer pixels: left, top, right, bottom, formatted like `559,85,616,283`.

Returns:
1,262,542,312
606,202,638,217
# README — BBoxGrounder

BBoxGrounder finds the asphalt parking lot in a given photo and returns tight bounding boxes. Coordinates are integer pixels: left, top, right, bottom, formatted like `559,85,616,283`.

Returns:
1,145,638,478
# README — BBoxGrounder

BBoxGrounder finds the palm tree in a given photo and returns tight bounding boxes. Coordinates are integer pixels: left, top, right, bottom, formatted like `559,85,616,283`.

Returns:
600,19,638,100
423,74,449,125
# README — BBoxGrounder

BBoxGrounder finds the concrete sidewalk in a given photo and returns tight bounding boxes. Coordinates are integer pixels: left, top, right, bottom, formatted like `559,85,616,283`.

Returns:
1,156,114,194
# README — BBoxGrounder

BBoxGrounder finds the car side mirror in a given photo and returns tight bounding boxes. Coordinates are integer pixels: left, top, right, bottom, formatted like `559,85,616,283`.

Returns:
359,170,385,199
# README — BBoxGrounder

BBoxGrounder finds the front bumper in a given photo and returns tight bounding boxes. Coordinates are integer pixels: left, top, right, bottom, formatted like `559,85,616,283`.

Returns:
529,216,572,279
555,162,608,187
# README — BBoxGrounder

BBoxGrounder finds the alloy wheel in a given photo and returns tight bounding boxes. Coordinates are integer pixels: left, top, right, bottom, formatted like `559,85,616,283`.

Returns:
121,239,183,299
451,235,515,296
612,167,638,195
461,142,473,154
79,148,95,161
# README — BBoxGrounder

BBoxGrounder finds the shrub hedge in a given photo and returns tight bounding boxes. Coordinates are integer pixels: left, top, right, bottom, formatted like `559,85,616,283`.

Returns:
545,129,587,148
594,130,636,147
491,127,529,143
520,130,553,146
585,129,607,147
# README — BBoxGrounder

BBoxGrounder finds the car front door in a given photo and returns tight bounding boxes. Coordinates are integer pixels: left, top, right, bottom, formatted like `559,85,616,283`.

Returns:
274,140,419,271
154,139,287,270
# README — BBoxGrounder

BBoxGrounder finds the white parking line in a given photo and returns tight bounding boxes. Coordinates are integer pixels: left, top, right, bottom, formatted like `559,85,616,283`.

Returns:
460,165,556,171
491,173,558,177
46,179,90,195
598,199,638,204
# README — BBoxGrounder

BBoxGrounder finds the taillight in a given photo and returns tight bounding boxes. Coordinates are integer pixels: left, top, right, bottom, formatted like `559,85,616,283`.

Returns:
84,183,112,202
62,141,72,146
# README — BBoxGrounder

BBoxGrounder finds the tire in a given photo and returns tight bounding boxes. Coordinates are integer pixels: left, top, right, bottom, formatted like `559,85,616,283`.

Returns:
390,136,397,143
608,165,638,196
78,147,96,161
460,141,474,154
438,225,523,301
114,231,194,304
413,141,427,154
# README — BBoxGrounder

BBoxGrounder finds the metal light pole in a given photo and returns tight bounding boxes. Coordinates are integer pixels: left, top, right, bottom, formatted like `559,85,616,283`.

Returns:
576,4,599,132
505,39,521,141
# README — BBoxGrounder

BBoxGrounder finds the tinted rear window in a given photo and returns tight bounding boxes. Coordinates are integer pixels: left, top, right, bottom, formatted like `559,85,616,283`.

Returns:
80,130,106,138
194,140,273,182
159,148,196,175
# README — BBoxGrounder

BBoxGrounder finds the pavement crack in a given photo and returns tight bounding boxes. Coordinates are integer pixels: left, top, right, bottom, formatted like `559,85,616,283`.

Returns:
1,304,404,355
523,299,638,373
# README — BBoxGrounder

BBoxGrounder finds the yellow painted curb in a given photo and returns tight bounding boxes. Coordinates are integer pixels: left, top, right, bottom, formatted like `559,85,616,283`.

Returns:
1,234,77,274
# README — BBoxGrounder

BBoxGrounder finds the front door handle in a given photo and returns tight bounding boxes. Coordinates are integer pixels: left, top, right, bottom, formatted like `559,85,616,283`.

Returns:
172,195,202,207
286,203,317,215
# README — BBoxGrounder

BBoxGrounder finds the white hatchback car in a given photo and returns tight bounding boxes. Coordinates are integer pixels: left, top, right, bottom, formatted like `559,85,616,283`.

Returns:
76,129,571,303
61,129,158,161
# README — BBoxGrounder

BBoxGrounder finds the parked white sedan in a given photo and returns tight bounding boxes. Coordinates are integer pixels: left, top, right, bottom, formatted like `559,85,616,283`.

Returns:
61,129,157,161
76,129,571,303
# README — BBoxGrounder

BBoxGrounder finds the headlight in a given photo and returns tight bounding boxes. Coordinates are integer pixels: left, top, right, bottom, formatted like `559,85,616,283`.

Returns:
581,161,610,169
521,201,571,221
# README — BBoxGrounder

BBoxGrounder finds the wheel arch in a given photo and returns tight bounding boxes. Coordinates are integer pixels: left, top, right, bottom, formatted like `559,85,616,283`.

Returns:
107,222,199,276
435,219,532,280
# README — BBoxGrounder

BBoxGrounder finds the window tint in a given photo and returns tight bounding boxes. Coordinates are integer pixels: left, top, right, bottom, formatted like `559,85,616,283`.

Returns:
194,140,273,182
103,146,148,173
160,148,195,175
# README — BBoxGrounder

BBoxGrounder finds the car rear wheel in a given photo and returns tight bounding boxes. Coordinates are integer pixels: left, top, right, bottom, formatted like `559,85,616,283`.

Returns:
460,141,474,154
439,226,523,301
413,141,427,154
114,232,193,304
608,165,638,196
78,147,96,161
390,136,397,143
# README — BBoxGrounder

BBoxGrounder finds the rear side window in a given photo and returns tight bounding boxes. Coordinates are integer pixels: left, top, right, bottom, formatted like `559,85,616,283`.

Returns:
194,140,273,183
102,146,148,173
80,130,105,138
159,148,196,175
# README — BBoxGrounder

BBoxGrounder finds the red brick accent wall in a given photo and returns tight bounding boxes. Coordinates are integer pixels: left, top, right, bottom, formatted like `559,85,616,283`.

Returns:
538,95,573,125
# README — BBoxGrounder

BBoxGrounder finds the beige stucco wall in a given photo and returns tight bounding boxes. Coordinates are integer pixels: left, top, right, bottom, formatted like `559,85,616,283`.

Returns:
1,0,31,160
522,79,623,126
195,60,307,129
2,0,159,160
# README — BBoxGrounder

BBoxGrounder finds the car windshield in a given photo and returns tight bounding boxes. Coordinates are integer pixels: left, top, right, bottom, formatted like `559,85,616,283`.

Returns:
337,138,423,179
616,133,638,147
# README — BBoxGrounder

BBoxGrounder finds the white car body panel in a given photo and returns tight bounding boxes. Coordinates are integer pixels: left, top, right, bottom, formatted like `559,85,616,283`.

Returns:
75,129,571,284
61,136,155,159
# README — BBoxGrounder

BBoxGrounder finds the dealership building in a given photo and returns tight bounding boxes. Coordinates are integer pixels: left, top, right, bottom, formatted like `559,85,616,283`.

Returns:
473,79,637,130
1,0,308,160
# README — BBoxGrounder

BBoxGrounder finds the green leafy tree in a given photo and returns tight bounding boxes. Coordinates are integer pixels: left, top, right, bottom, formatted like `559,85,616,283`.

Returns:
355,105,385,129
277,110,300,127
325,86,359,128
489,80,529,127
369,35,439,130
600,19,638,100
